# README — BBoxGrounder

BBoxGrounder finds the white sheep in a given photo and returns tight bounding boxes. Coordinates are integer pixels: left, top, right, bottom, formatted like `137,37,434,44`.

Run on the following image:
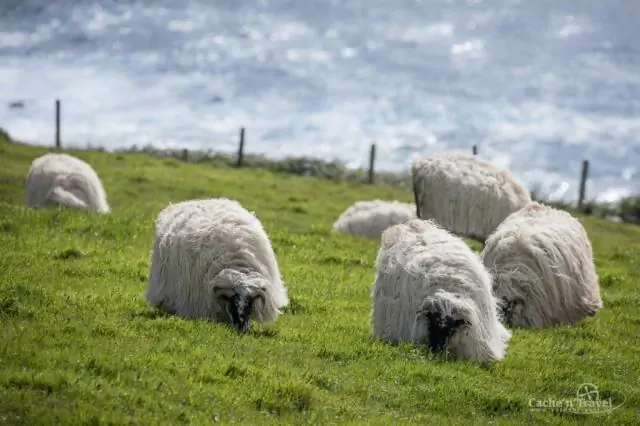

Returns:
146,198,289,332
332,200,417,239
371,218,512,363
411,152,531,240
481,202,602,328
25,153,110,213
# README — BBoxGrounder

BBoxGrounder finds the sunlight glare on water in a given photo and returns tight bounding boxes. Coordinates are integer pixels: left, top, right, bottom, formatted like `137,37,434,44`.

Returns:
0,0,639,202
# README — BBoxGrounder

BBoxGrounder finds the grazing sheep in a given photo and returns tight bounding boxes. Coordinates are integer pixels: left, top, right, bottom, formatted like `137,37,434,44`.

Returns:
146,198,289,332
411,152,531,240
481,202,602,328
371,218,511,363
332,200,417,239
25,153,110,213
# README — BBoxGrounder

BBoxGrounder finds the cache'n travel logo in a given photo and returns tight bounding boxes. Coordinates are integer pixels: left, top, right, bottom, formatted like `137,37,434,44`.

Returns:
529,383,626,415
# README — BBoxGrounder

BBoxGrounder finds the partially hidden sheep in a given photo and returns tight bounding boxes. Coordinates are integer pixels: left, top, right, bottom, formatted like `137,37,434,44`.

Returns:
411,152,531,240
146,198,289,332
371,218,511,363
332,200,417,239
481,201,602,328
25,153,110,213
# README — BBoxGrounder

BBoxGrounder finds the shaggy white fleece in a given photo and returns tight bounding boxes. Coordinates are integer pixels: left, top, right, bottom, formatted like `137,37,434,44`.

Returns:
146,198,289,331
481,201,602,328
333,199,416,239
411,152,531,240
371,218,512,363
25,153,110,213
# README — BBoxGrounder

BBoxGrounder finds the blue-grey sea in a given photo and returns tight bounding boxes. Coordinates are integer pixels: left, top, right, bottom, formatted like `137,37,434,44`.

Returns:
1,0,639,202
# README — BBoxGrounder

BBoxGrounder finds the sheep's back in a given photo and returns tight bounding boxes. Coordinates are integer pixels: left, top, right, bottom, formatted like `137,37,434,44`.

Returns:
154,198,279,279
481,202,601,326
411,152,531,239
378,219,492,301
25,153,109,212
333,200,416,239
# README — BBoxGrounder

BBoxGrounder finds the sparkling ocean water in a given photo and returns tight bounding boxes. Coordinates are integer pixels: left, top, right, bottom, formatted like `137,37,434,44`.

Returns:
1,0,639,202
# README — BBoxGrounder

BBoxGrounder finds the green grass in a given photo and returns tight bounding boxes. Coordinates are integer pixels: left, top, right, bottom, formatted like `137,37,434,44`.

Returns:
0,136,638,425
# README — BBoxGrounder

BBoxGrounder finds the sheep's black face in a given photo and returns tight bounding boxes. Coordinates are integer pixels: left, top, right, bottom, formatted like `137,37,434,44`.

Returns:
425,311,470,353
226,293,255,334
500,297,524,326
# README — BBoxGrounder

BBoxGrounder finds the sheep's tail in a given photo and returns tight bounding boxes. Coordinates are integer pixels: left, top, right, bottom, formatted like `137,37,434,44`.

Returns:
48,186,89,210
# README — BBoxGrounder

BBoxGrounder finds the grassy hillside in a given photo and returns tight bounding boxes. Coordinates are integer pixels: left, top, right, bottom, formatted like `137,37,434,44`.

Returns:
0,136,638,425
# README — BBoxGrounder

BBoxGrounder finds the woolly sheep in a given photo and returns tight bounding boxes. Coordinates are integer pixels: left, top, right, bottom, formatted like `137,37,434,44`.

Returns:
332,200,417,239
25,153,110,213
481,202,602,328
411,152,531,240
371,218,512,363
146,198,289,332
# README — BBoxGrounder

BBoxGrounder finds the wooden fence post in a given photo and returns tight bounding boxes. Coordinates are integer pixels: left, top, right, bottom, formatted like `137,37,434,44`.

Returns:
236,127,245,167
55,99,61,148
368,144,376,184
472,145,477,155
413,178,421,218
577,160,589,211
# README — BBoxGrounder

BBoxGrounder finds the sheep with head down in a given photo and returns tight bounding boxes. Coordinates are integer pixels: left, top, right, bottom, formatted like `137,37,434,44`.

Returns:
411,152,531,241
146,198,289,333
332,199,417,239
481,201,602,328
371,218,511,363
25,153,110,213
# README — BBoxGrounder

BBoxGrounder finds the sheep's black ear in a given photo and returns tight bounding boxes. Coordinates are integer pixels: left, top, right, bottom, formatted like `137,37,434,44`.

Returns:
453,318,470,329
251,290,266,310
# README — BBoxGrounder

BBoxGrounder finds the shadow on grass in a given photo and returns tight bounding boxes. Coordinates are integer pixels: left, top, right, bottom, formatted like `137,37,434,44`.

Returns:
318,255,370,267
133,308,172,320
250,327,279,338
131,308,280,338
54,248,85,260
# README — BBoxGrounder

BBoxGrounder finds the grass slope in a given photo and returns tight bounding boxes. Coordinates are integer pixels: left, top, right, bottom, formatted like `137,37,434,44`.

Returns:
0,137,638,425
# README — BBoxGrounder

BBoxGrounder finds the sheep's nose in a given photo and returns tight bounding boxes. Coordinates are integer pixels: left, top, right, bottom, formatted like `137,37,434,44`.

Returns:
233,319,251,334
427,327,449,353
